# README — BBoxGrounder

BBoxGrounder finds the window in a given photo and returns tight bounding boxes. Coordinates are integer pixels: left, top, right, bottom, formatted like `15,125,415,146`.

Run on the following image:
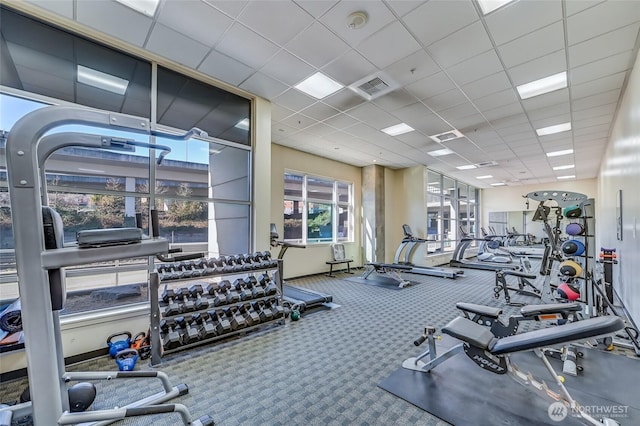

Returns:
284,172,353,244
425,169,479,253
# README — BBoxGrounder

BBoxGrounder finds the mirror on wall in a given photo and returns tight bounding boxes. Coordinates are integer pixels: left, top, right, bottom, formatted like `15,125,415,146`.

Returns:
487,211,546,243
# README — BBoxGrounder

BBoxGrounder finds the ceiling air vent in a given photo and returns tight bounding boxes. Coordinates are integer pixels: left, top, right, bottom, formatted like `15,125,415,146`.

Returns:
348,72,398,100
429,129,464,143
474,160,499,168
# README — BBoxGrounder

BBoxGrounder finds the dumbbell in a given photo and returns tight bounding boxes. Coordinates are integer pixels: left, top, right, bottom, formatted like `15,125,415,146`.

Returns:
238,304,260,326
175,287,196,312
161,287,181,316
245,276,265,298
159,319,181,350
204,282,228,307
175,316,200,345
216,280,239,304
157,264,179,281
192,312,216,340
252,301,274,322
208,310,232,335
259,274,278,296
261,251,279,268
237,254,256,270
224,306,247,330
233,278,254,301
188,284,210,310
266,298,285,319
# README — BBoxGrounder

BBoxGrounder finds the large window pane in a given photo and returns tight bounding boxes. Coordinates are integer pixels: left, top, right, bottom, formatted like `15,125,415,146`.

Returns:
427,171,441,194
284,200,303,241
337,182,350,203
284,172,303,198
307,202,333,243
307,177,333,201
337,205,350,241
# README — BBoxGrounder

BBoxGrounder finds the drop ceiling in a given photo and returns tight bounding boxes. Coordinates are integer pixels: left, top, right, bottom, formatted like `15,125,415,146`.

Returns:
11,0,640,187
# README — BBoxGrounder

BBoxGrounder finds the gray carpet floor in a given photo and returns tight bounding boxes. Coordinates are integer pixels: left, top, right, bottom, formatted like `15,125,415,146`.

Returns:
1,263,637,425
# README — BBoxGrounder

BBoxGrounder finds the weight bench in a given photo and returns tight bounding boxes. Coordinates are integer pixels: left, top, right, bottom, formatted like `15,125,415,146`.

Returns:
362,263,413,288
326,244,354,277
494,269,543,306
403,316,624,426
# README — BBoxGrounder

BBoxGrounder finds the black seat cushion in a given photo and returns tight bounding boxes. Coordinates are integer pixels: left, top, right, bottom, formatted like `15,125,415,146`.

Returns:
456,302,502,319
442,317,496,350
520,302,582,317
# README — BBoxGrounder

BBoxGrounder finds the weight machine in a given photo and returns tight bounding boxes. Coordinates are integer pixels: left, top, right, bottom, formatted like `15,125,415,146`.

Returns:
3,106,213,425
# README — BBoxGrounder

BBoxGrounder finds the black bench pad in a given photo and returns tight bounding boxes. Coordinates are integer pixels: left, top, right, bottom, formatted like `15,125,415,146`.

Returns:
442,317,496,350
456,302,502,319
491,316,624,355
520,302,582,317
502,270,537,279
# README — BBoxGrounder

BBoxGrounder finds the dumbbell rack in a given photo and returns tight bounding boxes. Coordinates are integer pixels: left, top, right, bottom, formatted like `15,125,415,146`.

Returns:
149,255,285,366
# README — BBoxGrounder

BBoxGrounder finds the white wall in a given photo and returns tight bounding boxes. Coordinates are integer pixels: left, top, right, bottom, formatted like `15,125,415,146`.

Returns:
597,50,640,326
270,144,362,278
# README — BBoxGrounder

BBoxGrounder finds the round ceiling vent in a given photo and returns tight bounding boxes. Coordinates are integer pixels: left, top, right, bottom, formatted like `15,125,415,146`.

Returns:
347,11,368,30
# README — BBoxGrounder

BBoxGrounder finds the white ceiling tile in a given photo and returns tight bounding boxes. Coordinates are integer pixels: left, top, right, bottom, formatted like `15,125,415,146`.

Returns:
570,51,634,86
206,1,249,18
448,113,487,131
271,123,299,141
570,72,626,99
305,122,338,137
383,50,440,86
521,88,570,111
372,89,418,111
491,113,529,129
198,50,255,86
572,103,617,121
486,0,563,45
496,122,534,137
569,24,640,68
239,72,288,100
281,113,317,131
385,0,424,17
157,1,232,47
146,24,209,68
427,21,493,68
573,123,610,137
394,132,433,149
323,113,361,130
573,114,613,129
473,89,519,111
567,0,640,45
527,102,571,122
25,0,73,18
461,71,512,100
423,89,469,112
481,102,524,122
402,0,479,45
565,0,604,17
76,0,153,46
531,114,572,130
216,23,280,69
405,72,456,100
274,88,316,111
299,102,340,121
271,105,295,122
293,0,339,18
238,1,313,45
357,22,422,69
260,50,315,86
393,104,451,134
319,1,396,47
446,50,503,86
497,22,565,69
285,22,350,68
437,101,478,121
321,50,377,86
322,89,367,111
346,103,399,128
507,49,566,86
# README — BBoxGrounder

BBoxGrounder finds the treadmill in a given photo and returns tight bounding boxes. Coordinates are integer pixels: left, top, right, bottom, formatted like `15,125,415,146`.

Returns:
394,225,464,279
270,224,334,312
450,238,520,271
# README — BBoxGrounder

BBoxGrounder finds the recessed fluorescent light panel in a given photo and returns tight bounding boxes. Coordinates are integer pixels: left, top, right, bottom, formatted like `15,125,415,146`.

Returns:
295,72,343,99
456,165,477,170
428,148,454,157
536,122,571,136
381,123,414,136
115,0,160,17
77,65,129,95
235,118,250,131
553,164,575,171
546,149,574,157
476,175,493,179
477,0,515,15
516,72,567,100
491,182,506,186
557,175,575,180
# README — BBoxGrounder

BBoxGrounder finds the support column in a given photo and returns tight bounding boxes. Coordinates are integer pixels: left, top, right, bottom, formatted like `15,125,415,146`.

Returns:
362,164,385,263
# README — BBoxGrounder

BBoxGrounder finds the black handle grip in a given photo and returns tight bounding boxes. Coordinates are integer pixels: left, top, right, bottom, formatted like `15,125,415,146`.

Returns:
151,209,159,238
414,335,427,346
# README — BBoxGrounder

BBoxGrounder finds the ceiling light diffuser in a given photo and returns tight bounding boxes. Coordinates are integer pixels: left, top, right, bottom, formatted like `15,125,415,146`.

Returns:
546,149,573,157
429,129,464,143
381,123,414,136
428,148,454,157
235,118,250,131
490,182,506,186
553,164,574,171
77,65,129,95
476,175,493,179
477,0,515,15
516,72,567,100
295,72,343,99
557,175,575,180
115,0,160,17
456,165,477,170
536,122,571,136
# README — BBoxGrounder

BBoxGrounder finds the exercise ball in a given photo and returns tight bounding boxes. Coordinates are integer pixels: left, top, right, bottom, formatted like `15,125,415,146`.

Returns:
557,282,580,301
561,240,585,256
559,260,583,277
566,223,585,236
563,205,582,218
